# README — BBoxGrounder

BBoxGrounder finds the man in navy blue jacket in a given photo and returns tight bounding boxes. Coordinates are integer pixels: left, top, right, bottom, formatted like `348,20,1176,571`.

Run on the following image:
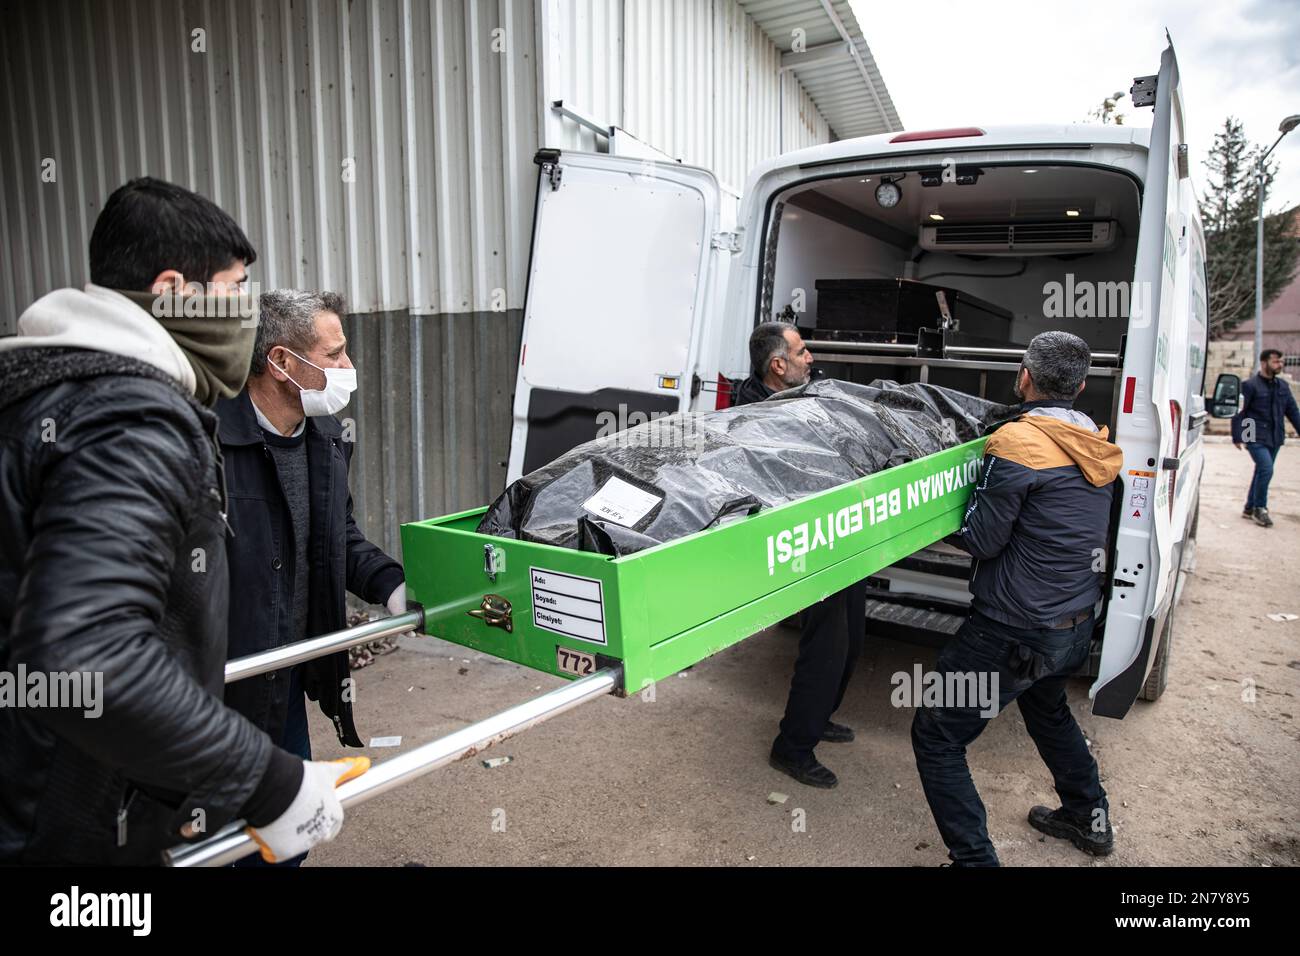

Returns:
1231,349,1300,528
912,331,1121,866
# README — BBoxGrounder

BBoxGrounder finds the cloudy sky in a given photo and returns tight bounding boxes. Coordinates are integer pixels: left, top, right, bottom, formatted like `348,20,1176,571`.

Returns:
851,0,1300,215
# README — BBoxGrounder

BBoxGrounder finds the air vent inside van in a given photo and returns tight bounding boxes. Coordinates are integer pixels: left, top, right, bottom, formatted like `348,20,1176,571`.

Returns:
919,220,1117,254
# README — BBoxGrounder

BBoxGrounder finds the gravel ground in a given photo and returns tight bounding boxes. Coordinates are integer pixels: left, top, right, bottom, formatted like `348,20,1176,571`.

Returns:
305,438,1299,867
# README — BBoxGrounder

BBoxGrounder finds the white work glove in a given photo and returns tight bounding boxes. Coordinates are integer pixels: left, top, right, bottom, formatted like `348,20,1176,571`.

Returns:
385,583,407,616
246,757,369,864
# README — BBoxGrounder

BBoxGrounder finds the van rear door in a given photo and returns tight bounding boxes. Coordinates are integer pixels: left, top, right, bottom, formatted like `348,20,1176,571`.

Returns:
1093,42,1186,718
506,151,721,481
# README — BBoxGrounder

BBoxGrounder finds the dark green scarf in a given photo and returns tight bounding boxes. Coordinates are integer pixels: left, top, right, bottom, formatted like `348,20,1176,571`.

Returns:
119,290,259,407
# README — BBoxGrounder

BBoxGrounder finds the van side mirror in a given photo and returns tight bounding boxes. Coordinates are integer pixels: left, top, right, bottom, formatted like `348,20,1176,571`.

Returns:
1209,373,1241,418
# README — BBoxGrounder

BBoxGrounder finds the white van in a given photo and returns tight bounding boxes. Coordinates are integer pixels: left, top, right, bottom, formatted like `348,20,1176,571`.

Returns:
506,43,1211,718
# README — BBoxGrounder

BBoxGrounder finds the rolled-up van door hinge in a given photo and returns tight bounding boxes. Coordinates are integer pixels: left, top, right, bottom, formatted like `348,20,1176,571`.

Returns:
711,230,742,253
1130,74,1157,108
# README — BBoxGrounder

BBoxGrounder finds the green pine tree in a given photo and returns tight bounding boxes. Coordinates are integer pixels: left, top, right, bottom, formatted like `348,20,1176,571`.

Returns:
1200,117,1300,339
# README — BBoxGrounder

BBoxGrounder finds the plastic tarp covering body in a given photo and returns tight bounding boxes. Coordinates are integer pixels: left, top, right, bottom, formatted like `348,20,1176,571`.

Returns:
478,379,1014,556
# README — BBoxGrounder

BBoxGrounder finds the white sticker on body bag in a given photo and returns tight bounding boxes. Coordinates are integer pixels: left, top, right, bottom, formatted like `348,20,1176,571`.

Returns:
581,475,662,528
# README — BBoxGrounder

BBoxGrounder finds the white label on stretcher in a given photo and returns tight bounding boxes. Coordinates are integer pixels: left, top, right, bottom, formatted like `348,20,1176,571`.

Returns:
581,475,662,528
530,567,607,645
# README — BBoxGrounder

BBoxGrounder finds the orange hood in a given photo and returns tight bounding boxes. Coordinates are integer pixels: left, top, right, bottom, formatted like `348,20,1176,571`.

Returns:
1018,415,1123,487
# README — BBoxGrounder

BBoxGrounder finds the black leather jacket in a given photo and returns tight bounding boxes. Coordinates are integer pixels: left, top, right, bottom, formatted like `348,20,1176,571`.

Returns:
0,346,296,864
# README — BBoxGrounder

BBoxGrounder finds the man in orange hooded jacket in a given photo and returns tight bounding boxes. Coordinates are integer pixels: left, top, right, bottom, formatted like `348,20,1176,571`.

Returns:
911,330,1123,867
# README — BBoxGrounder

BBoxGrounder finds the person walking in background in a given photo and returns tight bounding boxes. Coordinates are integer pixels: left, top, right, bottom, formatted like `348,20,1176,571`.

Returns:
1232,348,1300,528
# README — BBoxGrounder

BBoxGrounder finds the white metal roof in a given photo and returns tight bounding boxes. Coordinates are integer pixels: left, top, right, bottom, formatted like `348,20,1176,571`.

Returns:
737,0,902,139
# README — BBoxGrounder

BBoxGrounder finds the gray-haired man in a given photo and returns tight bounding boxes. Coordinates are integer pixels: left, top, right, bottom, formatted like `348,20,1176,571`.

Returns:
912,331,1122,866
735,321,865,790
215,290,406,865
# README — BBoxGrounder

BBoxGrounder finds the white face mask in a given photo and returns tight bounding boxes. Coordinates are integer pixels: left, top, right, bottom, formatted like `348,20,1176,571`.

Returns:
271,348,357,417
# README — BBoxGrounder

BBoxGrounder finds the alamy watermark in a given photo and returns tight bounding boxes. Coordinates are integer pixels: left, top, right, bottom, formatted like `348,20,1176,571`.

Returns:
1042,274,1154,326
150,280,261,327
891,663,999,718
0,665,103,718
595,404,707,454
49,886,150,936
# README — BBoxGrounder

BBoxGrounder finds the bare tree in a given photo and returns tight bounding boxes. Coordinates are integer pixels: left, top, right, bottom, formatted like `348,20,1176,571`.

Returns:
1087,92,1127,126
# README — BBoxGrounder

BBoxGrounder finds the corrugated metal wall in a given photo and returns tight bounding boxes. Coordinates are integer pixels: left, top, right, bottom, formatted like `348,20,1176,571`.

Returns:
544,0,830,193
1,0,838,557
0,0,540,322
0,0,539,556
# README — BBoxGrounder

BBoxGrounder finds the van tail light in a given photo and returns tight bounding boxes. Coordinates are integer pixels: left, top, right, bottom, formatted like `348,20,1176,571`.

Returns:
890,127,985,143
715,376,733,410
1122,376,1136,413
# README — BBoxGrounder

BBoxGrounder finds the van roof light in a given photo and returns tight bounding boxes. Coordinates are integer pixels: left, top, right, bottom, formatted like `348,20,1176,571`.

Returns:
890,127,985,143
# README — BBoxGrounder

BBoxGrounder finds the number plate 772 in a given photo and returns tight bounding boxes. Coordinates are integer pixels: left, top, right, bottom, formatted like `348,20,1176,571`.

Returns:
556,646,596,677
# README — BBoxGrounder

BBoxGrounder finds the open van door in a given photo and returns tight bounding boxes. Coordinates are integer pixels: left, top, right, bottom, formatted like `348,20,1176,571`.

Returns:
506,151,721,481
1092,41,1187,718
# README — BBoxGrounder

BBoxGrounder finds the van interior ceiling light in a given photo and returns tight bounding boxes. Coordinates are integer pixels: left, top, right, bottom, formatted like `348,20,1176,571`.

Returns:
1066,208,1081,217
929,212,944,221
875,178,902,208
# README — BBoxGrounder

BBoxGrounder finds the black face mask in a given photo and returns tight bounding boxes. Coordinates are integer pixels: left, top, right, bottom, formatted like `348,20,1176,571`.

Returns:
118,290,259,406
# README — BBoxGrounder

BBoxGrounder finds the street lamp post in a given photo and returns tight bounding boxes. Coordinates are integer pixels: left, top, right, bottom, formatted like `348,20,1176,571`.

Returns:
1254,115,1300,363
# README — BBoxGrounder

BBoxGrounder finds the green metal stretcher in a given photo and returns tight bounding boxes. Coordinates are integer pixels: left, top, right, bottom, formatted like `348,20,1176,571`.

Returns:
174,436,987,865
401,438,986,695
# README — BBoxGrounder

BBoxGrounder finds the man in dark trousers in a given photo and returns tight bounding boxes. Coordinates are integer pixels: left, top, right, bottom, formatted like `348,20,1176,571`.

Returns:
912,331,1121,866
1231,348,1300,528
216,289,406,866
0,178,364,865
734,321,866,789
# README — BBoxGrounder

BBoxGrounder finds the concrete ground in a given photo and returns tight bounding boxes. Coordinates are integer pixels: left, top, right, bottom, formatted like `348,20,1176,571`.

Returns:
306,438,1299,867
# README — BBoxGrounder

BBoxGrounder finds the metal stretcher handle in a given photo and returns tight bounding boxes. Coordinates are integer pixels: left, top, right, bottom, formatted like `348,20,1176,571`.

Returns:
224,610,426,683
165,665,623,866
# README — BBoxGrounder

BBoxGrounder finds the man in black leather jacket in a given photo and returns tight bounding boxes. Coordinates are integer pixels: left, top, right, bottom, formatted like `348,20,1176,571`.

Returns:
0,178,365,865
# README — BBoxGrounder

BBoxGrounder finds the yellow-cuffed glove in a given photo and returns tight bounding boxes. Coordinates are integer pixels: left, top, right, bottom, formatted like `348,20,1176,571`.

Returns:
246,756,370,863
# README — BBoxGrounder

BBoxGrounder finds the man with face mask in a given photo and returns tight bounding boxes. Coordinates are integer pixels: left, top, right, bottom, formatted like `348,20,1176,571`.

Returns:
733,322,867,790
0,177,364,865
215,290,405,865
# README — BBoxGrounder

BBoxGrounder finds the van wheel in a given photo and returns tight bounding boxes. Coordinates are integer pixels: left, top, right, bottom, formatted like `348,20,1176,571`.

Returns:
1140,607,1174,702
